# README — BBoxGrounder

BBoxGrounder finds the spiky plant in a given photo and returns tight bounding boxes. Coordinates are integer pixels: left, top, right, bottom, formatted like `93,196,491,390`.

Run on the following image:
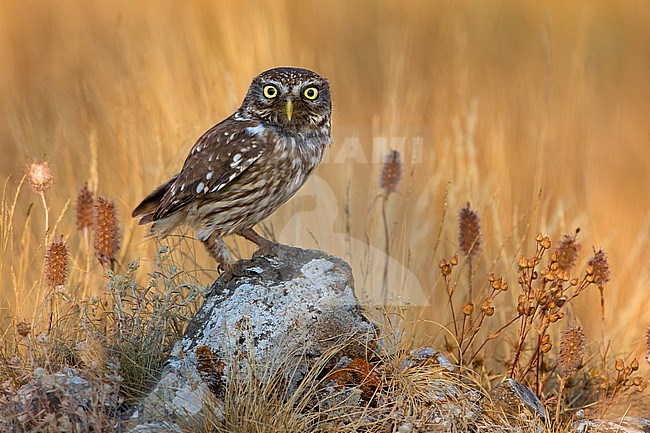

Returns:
556,230,581,274
94,196,120,269
75,183,94,231
44,236,69,287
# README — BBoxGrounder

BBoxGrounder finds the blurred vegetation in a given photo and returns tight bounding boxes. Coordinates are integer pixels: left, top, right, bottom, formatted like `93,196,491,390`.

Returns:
1,0,649,426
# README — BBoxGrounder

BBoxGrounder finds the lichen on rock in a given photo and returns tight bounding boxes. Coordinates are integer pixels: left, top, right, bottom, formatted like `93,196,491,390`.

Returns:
125,245,376,431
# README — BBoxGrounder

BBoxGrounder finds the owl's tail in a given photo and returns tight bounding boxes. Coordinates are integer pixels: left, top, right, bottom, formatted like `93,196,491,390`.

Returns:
132,174,179,225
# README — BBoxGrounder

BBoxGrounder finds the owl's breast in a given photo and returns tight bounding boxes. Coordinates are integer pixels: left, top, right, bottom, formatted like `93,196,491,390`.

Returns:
279,128,329,169
189,127,328,237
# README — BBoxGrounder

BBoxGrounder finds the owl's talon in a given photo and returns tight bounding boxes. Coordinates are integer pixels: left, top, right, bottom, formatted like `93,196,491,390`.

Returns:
217,264,232,281
218,261,240,282
219,260,262,282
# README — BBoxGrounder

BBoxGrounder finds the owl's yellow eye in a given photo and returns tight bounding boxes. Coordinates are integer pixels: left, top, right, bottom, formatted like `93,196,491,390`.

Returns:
303,87,319,100
263,85,278,99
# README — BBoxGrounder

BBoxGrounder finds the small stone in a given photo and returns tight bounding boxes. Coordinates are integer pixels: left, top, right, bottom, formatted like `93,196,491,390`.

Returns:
401,347,455,372
572,417,650,433
487,378,547,424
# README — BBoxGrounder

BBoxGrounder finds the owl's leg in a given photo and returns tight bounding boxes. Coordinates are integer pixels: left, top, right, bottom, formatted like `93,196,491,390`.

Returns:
238,227,278,257
201,233,235,275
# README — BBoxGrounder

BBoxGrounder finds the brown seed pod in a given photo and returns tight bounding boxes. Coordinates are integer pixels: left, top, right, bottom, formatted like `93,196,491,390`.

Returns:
559,325,585,376
94,196,120,267
556,230,582,273
458,203,482,259
16,321,32,337
615,358,624,372
587,248,611,289
76,183,94,230
45,236,69,287
379,150,402,195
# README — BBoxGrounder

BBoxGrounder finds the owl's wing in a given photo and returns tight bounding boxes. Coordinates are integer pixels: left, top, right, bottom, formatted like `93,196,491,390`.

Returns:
151,118,269,221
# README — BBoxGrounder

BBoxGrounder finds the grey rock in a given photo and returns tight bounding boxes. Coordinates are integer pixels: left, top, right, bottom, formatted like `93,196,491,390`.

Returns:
486,378,548,424
0,366,120,432
317,384,363,413
125,245,376,432
572,417,650,433
401,347,455,372
125,422,183,433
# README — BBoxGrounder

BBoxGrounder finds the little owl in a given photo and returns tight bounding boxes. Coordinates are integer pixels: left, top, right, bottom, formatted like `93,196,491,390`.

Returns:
132,67,331,272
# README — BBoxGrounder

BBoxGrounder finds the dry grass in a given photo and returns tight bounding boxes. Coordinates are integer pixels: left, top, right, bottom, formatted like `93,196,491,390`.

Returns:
1,0,649,430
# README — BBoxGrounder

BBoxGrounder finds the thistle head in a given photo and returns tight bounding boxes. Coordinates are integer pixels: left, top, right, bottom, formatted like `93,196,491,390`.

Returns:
559,324,586,376
45,236,69,287
458,203,482,259
26,161,54,193
556,229,582,273
94,196,120,267
379,150,402,195
75,183,94,231
587,248,611,289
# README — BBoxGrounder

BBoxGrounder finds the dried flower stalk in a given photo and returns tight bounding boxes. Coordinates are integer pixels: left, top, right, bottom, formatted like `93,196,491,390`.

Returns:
587,248,611,289
76,183,94,231
379,150,402,195
45,236,69,287
94,196,120,267
556,230,581,273
559,325,585,376
458,203,482,259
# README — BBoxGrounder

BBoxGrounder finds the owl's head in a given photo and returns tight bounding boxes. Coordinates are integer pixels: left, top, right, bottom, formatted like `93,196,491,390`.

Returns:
239,67,331,131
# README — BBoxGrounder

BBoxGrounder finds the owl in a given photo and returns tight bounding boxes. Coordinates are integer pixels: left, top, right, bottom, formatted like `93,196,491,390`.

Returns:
132,67,332,272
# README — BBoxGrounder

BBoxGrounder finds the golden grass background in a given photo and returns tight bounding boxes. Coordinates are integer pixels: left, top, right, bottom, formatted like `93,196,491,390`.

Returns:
1,0,649,361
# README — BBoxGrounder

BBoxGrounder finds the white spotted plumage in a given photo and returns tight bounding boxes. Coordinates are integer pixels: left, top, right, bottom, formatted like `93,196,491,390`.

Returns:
132,67,331,266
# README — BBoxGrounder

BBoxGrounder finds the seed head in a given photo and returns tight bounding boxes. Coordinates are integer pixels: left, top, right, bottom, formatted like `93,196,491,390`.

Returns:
45,236,69,287
559,324,585,376
615,358,624,372
16,321,32,338
458,203,482,259
587,248,611,289
556,230,581,273
379,150,402,195
25,161,54,192
94,196,120,267
75,183,94,230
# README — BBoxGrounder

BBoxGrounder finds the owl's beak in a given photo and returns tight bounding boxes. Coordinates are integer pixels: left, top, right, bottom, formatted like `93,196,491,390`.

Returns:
285,99,294,121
